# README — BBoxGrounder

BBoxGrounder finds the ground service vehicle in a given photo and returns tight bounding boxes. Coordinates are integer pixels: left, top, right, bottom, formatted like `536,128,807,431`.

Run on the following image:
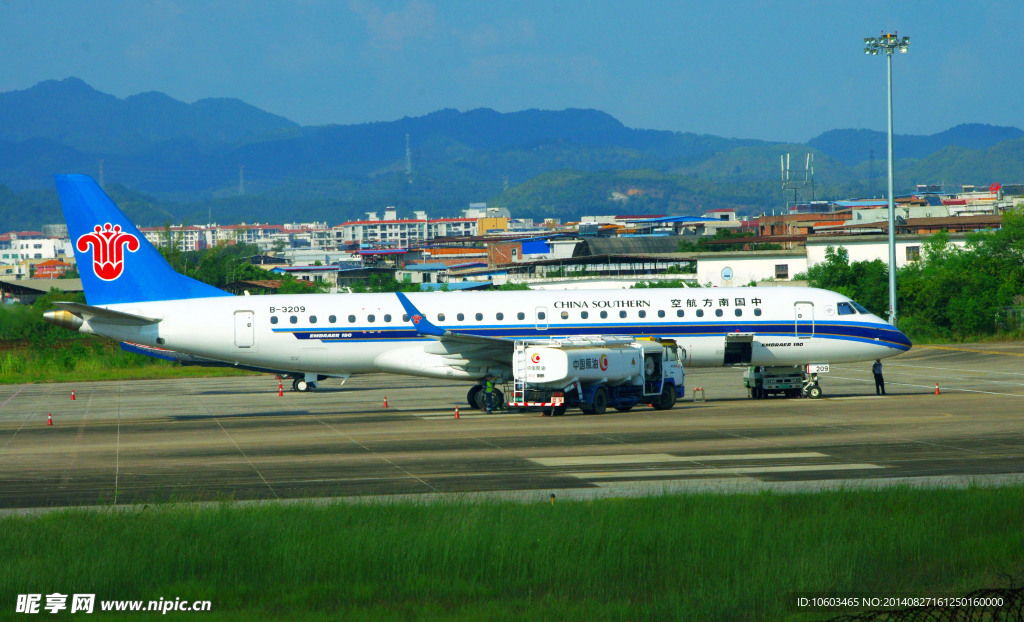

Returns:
508,336,684,415
743,364,827,399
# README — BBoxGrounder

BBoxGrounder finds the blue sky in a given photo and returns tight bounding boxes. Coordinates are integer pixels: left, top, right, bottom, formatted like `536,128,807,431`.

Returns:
3,0,1020,142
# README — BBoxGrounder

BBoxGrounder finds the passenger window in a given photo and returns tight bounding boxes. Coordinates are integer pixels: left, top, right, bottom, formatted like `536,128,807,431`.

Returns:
384,314,391,322
600,311,608,319
348,315,356,323
517,312,525,320
457,313,465,321
561,311,569,320
329,315,336,323
402,314,409,322
658,310,665,318
754,308,762,317
696,310,704,318
290,316,297,324
496,312,504,320
676,310,684,318
537,311,546,320
638,310,646,318
619,310,627,318
367,315,375,323
735,309,742,317
270,316,279,325
581,311,589,319
715,309,723,317
309,315,317,324
437,314,445,322
475,313,483,321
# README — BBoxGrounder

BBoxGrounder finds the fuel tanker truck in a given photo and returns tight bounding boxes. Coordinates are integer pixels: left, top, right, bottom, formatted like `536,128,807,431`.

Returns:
508,336,684,416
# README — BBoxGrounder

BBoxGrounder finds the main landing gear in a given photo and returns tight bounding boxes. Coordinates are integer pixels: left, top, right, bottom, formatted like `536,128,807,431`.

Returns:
467,384,505,411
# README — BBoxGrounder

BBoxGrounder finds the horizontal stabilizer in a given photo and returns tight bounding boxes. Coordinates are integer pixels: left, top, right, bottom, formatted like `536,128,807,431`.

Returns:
54,302,161,326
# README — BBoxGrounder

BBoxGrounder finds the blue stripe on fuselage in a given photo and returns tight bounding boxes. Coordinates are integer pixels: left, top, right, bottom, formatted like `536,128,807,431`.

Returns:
272,320,911,351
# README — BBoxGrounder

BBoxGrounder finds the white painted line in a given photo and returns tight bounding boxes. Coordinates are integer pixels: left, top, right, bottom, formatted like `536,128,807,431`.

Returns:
574,463,883,480
531,452,827,467
829,375,1024,397
421,413,525,420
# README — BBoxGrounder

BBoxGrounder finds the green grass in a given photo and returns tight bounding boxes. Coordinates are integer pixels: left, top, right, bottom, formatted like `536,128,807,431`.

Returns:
0,346,257,384
1,486,1021,621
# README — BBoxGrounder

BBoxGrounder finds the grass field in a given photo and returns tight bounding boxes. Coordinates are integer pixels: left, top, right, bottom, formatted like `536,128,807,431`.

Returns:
1,485,1021,621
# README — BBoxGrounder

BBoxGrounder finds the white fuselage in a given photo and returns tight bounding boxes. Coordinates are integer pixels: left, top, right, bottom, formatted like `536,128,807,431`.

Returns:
87,287,910,380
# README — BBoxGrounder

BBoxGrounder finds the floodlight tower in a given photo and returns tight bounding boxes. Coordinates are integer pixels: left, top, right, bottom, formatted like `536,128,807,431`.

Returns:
864,31,909,327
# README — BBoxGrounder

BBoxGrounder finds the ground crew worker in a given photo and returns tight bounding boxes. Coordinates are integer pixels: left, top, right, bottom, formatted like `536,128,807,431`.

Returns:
484,374,495,413
872,359,885,395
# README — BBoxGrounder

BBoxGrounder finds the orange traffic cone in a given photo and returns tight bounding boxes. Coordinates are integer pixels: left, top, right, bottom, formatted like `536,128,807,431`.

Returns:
383,395,389,408
47,413,52,426
454,405,460,419
278,381,284,397
71,390,75,401
935,382,940,395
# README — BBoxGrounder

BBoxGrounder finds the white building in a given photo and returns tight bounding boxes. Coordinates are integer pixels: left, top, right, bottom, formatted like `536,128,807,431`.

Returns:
805,233,970,269
334,218,429,247
695,251,808,288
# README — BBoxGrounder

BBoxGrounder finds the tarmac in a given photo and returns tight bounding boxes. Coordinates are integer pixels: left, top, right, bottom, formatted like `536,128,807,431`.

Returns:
2,343,1023,512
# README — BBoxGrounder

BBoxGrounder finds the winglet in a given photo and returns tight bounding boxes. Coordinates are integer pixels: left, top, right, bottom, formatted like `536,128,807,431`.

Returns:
394,292,446,337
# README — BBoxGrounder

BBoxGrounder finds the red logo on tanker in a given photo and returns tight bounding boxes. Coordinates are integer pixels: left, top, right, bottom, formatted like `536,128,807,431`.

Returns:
76,223,140,281
531,353,541,363
599,354,609,371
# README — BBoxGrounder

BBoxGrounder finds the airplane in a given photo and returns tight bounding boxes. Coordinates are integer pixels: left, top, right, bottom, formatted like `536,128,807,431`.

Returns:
44,174,911,408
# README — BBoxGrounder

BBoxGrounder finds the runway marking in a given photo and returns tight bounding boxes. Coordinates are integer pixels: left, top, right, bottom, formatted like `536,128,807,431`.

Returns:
421,413,525,420
828,375,1024,397
888,362,1024,377
531,452,827,467
917,345,1024,357
0,385,27,410
313,417,439,493
184,384,280,500
575,463,884,481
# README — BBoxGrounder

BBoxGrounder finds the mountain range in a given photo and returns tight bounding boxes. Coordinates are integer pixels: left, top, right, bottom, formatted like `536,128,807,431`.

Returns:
0,78,1021,229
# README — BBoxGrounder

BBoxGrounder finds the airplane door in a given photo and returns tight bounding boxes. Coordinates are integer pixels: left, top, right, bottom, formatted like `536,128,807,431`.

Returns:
794,302,814,338
535,307,549,331
234,311,255,348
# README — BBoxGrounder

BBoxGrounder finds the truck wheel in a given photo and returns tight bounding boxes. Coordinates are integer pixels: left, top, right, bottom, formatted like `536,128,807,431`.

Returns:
591,387,608,415
653,384,677,410
808,384,823,399
552,405,567,416
467,385,483,410
492,389,504,411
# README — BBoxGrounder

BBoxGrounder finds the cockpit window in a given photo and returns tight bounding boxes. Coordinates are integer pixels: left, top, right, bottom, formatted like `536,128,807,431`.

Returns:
850,301,871,314
837,302,856,315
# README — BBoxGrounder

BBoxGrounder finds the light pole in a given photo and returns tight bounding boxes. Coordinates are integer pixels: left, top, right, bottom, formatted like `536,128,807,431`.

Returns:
864,32,909,327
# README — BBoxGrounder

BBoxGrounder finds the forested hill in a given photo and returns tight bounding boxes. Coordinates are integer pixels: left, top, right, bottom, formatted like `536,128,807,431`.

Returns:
1,78,1022,228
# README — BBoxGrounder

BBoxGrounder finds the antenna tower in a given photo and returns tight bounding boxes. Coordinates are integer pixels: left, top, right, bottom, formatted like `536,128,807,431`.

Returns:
779,153,815,210
405,134,412,178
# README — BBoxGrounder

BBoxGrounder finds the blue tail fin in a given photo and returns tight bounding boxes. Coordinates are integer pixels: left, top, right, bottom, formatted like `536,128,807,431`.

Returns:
55,174,231,305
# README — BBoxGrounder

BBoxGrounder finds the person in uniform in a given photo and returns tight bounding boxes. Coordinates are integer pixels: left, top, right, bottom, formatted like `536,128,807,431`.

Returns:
484,374,495,413
872,359,885,395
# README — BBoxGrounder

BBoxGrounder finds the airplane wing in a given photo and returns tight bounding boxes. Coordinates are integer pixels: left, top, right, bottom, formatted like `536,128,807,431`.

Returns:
394,292,515,366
